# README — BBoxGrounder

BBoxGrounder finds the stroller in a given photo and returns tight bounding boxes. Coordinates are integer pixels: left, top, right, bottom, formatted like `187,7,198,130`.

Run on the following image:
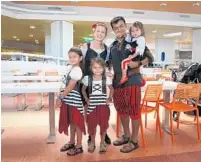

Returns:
171,63,201,120
171,62,199,83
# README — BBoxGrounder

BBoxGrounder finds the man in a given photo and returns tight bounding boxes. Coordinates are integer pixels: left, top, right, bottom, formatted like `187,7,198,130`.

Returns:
107,16,153,153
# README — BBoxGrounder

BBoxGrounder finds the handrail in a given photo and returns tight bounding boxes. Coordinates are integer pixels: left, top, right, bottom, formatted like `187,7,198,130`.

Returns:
1,52,67,61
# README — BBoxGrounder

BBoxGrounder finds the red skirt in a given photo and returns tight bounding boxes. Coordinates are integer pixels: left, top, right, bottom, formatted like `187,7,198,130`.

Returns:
87,105,110,136
113,85,141,120
58,102,86,135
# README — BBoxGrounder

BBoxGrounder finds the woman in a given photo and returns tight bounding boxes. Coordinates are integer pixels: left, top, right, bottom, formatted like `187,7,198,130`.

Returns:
81,22,112,145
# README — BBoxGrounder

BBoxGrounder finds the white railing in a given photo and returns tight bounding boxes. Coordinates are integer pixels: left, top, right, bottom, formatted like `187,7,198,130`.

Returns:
1,52,68,77
1,52,68,65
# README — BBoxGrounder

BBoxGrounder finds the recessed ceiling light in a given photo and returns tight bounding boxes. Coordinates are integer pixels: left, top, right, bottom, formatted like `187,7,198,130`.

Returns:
163,32,182,37
35,39,39,42
193,2,200,7
13,36,17,39
71,0,78,4
152,29,157,33
35,41,39,44
29,34,33,37
30,25,35,29
160,3,167,7
16,38,20,41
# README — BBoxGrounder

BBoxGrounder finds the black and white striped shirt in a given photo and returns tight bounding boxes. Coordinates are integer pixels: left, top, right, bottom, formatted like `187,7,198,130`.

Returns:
82,76,112,114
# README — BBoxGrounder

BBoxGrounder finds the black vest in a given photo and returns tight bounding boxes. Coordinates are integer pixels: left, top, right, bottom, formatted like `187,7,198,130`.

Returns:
84,43,107,76
88,75,107,95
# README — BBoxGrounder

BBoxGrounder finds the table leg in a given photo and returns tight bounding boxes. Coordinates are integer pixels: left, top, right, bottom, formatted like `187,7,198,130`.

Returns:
17,94,28,111
1,129,5,135
46,92,56,144
35,93,44,111
162,90,177,135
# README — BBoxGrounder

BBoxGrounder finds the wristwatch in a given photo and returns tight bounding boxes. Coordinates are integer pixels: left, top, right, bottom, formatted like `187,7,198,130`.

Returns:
57,95,63,101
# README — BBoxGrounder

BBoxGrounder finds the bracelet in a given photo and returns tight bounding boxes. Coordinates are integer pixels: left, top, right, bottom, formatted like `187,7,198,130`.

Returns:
57,95,63,101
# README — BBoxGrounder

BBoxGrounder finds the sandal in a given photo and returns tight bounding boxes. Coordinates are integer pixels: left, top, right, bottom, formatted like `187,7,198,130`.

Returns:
113,135,130,146
67,147,83,156
120,140,139,153
99,143,107,153
88,143,96,153
60,143,75,152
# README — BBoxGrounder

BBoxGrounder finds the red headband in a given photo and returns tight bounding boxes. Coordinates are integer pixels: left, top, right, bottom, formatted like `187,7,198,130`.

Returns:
92,22,105,29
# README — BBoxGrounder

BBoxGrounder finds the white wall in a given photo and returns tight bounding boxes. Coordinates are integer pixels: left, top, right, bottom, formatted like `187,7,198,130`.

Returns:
155,39,175,63
192,29,201,63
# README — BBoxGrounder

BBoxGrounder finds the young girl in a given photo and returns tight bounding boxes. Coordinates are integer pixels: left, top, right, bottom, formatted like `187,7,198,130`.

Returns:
82,58,113,153
81,22,112,145
120,21,146,85
56,47,85,156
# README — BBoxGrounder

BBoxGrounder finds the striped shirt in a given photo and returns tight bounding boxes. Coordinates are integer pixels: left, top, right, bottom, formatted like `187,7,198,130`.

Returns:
82,76,112,114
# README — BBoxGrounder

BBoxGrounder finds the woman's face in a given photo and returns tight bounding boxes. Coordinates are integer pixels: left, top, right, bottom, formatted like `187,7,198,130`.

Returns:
93,25,107,42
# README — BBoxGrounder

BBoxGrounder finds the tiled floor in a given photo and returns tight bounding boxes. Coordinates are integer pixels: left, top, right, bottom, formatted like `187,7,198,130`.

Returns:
1,94,201,162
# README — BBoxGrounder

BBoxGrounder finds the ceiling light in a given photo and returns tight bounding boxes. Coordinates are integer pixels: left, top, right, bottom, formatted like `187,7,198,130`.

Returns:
163,32,182,37
193,2,200,7
30,25,35,29
13,36,17,39
29,34,33,37
35,39,39,42
152,29,157,33
35,41,39,44
16,38,20,41
160,3,167,7
71,0,78,4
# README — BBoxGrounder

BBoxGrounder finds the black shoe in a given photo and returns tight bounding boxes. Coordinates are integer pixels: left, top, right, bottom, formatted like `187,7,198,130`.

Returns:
105,133,111,145
88,135,91,146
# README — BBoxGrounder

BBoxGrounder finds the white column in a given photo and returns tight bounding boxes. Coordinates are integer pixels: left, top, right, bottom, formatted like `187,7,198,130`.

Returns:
50,21,73,60
192,29,201,63
45,34,51,56
155,39,175,64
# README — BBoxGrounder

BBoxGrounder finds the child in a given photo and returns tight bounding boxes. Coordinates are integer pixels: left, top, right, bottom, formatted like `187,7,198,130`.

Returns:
120,21,146,84
82,58,113,153
56,47,85,156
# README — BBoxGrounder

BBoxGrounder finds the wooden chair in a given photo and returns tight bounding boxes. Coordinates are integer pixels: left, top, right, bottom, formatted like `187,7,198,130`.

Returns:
141,84,163,138
159,83,201,143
